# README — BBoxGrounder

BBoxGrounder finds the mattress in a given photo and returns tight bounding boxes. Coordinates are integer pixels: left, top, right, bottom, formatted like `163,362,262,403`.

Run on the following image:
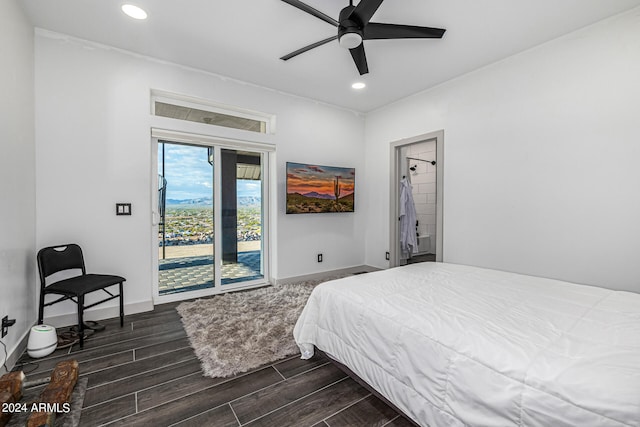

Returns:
293,262,640,426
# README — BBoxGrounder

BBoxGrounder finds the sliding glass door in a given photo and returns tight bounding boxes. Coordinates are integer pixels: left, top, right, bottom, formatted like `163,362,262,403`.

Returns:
157,142,215,295
155,139,268,300
220,148,264,286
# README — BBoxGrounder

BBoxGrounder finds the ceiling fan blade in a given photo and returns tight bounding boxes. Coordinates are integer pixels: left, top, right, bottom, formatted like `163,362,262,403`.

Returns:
364,23,446,40
351,0,384,25
349,44,369,75
281,0,338,26
280,36,338,61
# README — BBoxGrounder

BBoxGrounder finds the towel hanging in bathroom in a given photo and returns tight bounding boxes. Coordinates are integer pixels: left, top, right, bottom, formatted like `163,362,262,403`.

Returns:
399,177,418,257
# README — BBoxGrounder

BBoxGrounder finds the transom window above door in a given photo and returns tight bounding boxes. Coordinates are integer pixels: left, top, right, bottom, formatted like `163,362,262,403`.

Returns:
151,90,276,134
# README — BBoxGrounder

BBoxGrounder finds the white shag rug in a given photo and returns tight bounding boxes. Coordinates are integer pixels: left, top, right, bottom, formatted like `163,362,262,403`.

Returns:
177,276,346,378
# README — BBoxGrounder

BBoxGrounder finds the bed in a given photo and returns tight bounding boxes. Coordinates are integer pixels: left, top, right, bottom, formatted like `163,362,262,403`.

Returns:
293,262,640,427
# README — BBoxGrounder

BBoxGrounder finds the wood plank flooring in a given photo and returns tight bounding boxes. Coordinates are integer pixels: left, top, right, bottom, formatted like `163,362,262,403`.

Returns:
14,302,414,427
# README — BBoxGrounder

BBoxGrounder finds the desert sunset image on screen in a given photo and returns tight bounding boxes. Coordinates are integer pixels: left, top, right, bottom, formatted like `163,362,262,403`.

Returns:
286,162,355,214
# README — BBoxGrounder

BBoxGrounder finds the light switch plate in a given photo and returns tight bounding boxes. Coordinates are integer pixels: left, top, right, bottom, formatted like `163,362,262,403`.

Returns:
116,203,132,216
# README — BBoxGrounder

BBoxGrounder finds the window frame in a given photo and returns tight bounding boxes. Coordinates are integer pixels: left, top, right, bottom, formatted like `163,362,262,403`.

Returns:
151,89,276,135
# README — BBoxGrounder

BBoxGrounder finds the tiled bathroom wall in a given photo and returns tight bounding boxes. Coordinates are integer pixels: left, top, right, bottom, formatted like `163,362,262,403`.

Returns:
407,141,437,254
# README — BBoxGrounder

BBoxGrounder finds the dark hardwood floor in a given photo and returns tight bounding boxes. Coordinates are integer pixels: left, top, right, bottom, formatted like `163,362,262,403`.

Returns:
406,254,436,264
15,302,414,427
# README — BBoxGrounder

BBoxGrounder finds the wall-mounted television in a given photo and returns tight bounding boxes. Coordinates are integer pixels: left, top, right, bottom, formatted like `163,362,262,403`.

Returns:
286,162,355,214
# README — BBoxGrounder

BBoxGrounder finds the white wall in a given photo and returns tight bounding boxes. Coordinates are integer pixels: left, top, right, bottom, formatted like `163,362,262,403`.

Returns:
34,31,365,321
364,8,640,293
0,0,36,369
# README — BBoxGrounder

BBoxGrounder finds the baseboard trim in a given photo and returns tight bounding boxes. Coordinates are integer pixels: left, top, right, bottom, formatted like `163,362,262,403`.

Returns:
275,265,380,285
42,300,154,329
1,327,31,375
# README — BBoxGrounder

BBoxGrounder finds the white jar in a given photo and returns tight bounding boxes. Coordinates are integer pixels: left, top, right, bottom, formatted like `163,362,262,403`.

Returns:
27,325,57,358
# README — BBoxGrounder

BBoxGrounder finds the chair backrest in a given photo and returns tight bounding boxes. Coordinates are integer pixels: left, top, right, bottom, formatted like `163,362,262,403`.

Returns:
37,244,86,286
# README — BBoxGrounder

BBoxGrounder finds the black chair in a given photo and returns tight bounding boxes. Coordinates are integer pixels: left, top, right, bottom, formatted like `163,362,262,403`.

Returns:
37,243,126,348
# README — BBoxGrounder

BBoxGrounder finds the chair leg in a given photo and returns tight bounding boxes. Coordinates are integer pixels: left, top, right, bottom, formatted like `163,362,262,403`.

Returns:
78,296,85,349
38,291,45,324
119,282,124,328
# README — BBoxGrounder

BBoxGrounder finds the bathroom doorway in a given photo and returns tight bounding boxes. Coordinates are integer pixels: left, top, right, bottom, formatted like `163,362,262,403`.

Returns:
389,130,444,267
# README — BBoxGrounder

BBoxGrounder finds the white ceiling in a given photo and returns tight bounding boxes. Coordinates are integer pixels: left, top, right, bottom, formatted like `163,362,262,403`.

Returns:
21,0,640,112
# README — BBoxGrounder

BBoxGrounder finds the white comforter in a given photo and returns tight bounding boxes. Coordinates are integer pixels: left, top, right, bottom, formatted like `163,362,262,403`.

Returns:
293,262,640,427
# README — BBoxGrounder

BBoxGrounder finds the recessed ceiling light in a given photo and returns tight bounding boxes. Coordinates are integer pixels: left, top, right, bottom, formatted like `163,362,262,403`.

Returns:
121,4,147,20
352,82,366,90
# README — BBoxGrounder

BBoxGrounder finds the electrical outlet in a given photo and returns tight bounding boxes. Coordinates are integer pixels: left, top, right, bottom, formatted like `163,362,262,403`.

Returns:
2,316,16,338
317,253,323,263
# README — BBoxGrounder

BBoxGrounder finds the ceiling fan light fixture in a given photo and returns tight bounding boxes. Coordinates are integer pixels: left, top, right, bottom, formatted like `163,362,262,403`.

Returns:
339,32,362,49
351,82,366,89
121,4,148,20
280,0,446,75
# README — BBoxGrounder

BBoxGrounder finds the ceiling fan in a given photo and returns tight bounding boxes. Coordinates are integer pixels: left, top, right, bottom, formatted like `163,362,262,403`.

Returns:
280,0,446,75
